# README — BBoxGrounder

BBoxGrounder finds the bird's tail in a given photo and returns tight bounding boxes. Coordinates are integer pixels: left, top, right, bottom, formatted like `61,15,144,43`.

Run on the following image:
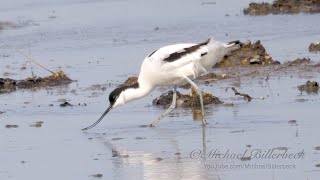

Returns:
224,40,241,53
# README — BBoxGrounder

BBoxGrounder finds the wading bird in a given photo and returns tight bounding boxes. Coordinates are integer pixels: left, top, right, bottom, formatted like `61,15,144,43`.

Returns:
82,38,240,130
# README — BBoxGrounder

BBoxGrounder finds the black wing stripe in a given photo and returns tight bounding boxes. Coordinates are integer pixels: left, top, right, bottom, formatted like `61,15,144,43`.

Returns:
163,39,210,62
201,52,207,57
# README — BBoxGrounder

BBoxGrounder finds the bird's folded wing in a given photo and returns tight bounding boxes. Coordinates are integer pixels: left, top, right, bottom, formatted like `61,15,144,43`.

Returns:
160,51,203,71
149,43,208,71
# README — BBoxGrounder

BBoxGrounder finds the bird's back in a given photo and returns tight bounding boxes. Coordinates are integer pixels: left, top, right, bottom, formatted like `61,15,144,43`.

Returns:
139,38,238,86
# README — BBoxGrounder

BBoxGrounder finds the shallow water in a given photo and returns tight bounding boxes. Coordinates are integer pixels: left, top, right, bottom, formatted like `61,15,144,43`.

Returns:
1,0,320,180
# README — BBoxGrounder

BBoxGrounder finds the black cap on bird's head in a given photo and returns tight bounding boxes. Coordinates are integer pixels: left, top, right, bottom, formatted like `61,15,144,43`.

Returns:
82,83,139,131
108,85,128,106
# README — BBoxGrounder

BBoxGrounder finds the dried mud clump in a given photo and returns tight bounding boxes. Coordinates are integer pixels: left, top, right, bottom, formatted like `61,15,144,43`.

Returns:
153,90,221,108
217,41,279,67
298,81,319,94
0,71,72,93
309,42,320,53
120,76,138,87
244,0,320,16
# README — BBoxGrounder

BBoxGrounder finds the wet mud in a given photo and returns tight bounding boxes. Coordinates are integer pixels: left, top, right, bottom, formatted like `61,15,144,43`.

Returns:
91,174,103,178
0,71,72,93
243,0,320,16
216,57,319,85
29,121,44,128
5,124,19,128
298,80,319,94
59,102,73,107
152,90,221,108
0,21,18,30
309,42,320,53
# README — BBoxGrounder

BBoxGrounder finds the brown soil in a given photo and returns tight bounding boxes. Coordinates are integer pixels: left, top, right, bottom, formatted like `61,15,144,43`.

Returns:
244,0,320,16
217,41,279,67
0,71,72,93
309,42,320,53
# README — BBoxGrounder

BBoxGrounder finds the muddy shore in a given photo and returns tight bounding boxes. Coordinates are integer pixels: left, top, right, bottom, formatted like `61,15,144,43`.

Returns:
0,71,72,93
244,0,320,16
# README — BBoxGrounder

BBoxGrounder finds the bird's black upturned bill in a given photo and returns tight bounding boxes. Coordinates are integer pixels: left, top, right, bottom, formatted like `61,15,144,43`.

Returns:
82,106,112,130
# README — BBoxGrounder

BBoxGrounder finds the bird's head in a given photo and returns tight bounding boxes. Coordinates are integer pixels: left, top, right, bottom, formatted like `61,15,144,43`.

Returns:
82,83,140,130
108,86,128,108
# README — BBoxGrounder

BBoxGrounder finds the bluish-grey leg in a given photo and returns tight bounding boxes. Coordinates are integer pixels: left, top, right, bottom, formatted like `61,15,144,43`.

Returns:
183,76,207,126
149,86,177,127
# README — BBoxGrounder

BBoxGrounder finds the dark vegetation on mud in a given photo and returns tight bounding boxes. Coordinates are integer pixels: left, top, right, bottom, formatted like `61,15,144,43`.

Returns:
0,71,72,93
243,0,320,16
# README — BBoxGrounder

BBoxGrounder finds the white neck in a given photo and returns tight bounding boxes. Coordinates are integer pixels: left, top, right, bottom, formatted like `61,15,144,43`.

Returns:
124,85,154,103
113,81,154,108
